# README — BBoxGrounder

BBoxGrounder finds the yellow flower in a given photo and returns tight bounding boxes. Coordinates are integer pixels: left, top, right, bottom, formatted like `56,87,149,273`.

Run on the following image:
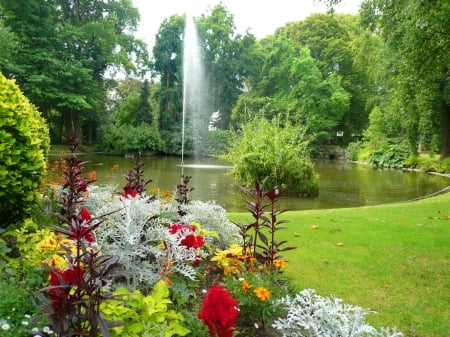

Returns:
242,280,252,293
49,254,70,270
254,287,271,302
211,244,243,268
273,259,287,269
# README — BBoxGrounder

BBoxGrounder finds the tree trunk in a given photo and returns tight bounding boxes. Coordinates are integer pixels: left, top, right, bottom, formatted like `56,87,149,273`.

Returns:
440,101,450,159
63,111,74,139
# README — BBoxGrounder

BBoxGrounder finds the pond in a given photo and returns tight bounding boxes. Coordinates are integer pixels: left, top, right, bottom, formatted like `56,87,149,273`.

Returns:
48,155,450,212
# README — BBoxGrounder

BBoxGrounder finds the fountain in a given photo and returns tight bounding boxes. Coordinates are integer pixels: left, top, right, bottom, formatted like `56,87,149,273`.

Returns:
181,15,211,175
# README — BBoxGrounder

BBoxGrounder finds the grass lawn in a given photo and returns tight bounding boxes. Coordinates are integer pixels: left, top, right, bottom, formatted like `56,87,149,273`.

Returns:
229,192,450,337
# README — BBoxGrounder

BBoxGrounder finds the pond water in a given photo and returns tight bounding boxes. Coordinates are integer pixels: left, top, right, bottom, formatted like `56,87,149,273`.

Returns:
48,155,450,212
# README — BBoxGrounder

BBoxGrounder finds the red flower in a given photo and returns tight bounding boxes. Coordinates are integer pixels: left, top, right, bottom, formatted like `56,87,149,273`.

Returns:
80,208,91,221
168,223,205,249
122,182,138,198
198,284,239,337
69,209,95,243
48,266,84,310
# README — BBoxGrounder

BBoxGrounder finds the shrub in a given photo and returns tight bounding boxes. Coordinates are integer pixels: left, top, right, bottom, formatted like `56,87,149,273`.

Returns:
97,123,163,155
368,143,411,169
223,118,318,196
272,289,403,337
100,281,190,337
0,72,50,227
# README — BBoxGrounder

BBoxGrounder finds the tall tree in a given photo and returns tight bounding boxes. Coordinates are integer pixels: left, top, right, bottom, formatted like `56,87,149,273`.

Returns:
0,0,148,142
197,4,257,129
152,15,184,131
361,0,450,158
281,13,369,141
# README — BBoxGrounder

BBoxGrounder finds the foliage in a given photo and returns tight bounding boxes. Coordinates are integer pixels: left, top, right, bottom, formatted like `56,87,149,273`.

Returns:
346,141,363,161
101,281,190,337
281,13,369,142
223,269,289,334
272,289,404,337
368,143,410,169
0,73,50,227
0,0,148,141
194,130,236,156
179,200,238,248
36,138,122,337
224,118,319,195
235,180,296,271
97,123,163,155
122,151,153,197
361,0,450,158
0,278,44,337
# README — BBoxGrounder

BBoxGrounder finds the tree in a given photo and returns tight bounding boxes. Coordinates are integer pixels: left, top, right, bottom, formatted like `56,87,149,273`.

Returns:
281,13,369,141
152,15,184,131
362,0,450,158
0,0,148,143
232,35,350,145
136,79,152,125
197,4,258,129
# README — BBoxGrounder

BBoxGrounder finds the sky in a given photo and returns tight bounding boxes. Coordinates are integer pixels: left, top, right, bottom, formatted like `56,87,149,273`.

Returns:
132,0,362,53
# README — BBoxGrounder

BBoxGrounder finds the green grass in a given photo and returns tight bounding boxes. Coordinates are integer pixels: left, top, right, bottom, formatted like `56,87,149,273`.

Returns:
229,193,450,337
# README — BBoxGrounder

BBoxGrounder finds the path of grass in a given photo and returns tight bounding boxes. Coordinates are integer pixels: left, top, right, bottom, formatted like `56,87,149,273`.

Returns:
229,193,450,337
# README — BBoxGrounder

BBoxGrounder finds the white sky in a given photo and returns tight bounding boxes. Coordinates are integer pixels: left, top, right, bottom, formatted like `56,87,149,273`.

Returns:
132,0,362,53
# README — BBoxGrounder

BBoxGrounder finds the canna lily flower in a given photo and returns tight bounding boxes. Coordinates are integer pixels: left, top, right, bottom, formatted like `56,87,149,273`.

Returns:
254,287,271,302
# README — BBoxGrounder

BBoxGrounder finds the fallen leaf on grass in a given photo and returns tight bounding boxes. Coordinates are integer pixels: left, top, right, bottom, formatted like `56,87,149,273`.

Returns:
309,225,320,230
335,242,344,247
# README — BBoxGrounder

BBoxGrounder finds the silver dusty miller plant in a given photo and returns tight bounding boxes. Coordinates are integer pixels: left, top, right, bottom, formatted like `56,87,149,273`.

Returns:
179,200,239,248
86,192,202,290
272,289,403,337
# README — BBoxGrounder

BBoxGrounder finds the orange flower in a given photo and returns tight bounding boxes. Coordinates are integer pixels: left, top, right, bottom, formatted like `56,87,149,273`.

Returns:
242,280,251,293
273,259,287,269
254,287,270,302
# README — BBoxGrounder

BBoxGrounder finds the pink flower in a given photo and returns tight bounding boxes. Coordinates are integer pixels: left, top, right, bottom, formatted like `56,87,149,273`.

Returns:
198,284,239,337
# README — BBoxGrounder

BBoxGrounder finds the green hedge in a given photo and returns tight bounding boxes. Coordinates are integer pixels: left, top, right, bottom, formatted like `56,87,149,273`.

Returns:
0,73,50,227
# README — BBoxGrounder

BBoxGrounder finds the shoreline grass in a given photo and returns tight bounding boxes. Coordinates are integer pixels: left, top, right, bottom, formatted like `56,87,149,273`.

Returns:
229,192,450,337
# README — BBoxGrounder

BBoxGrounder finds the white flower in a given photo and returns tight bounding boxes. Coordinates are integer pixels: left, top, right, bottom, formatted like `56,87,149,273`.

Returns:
43,326,51,333
31,327,39,333
238,277,245,281
254,322,259,329
24,314,31,319
1,323,10,331
21,320,29,325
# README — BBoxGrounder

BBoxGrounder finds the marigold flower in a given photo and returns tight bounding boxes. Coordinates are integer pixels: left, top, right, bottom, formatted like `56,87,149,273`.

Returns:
198,284,239,337
242,280,252,293
273,259,287,269
254,287,271,302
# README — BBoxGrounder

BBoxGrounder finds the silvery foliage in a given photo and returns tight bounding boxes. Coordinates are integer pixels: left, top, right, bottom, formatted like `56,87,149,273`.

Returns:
179,200,240,248
272,289,403,337
85,188,201,290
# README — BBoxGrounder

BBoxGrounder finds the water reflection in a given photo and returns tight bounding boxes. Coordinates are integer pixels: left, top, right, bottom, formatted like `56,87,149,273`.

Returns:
50,155,449,212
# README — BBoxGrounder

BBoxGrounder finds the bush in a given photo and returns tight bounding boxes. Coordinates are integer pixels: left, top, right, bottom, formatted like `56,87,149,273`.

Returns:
97,123,163,155
0,73,50,228
368,143,410,169
223,118,318,196
272,289,403,337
